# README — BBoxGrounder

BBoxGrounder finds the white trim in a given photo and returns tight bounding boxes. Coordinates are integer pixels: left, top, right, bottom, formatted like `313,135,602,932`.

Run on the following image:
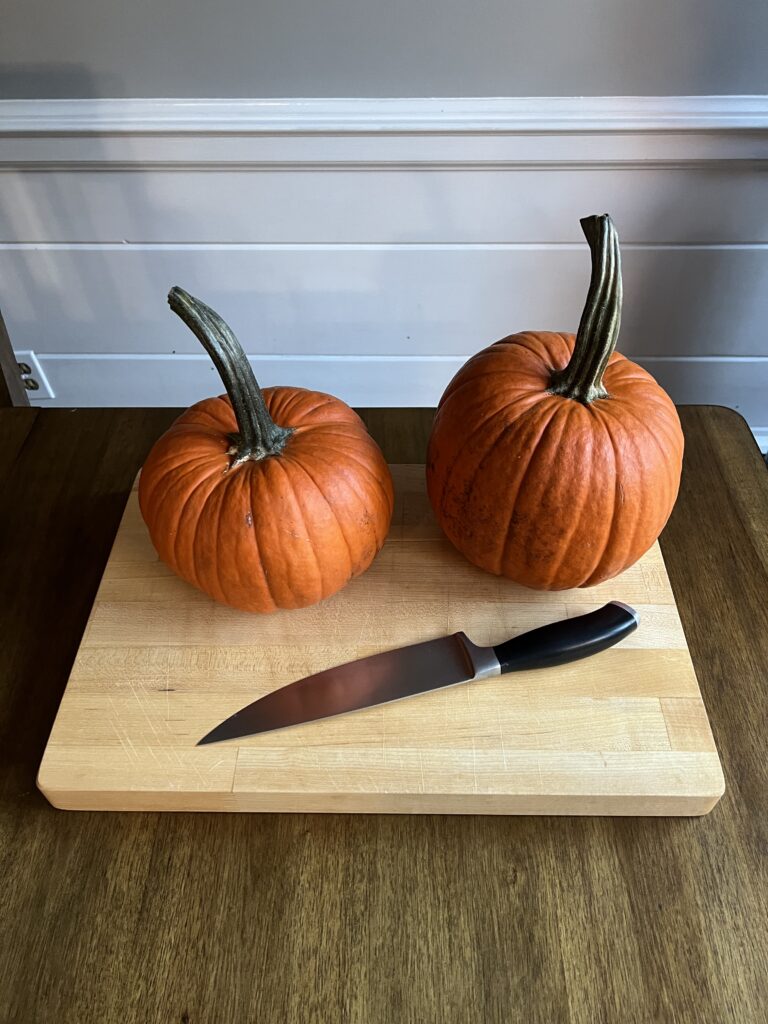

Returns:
2,96,765,170
2,96,768,135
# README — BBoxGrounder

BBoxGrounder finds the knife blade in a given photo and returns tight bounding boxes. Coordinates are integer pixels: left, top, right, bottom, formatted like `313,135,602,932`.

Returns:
197,601,638,745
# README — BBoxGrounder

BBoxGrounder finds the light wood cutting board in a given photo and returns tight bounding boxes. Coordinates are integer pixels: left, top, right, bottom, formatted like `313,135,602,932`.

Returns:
38,465,724,815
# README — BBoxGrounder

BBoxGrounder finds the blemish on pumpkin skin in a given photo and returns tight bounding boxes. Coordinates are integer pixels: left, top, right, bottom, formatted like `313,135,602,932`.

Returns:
245,512,253,527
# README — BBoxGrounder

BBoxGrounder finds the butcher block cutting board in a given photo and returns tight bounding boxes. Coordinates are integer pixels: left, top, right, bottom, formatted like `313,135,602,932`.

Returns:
38,465,724,815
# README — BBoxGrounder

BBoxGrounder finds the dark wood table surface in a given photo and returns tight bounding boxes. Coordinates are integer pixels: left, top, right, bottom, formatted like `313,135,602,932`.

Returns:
0,405,766,1023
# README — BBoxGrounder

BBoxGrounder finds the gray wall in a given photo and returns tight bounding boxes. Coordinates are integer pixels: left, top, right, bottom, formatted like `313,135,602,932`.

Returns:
2,0,767,99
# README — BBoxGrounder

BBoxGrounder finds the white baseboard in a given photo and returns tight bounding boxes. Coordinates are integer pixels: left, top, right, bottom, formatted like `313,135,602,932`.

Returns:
28,349,768,454
25,352,767,429
1,95,766,426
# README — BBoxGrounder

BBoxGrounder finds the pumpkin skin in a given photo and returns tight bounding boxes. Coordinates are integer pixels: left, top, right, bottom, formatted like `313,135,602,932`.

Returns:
426,216,684,590
139,290,393,612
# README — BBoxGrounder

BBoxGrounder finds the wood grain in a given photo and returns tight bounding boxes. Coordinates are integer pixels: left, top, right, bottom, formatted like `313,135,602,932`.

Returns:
0,406,766,1022
37,465,722,815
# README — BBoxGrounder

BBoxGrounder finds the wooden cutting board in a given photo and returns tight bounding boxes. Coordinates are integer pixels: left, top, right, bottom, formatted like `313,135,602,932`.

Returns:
38,465,724,815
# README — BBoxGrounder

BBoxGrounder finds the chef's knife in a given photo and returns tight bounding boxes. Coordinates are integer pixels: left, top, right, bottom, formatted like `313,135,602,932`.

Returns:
197,602,638,745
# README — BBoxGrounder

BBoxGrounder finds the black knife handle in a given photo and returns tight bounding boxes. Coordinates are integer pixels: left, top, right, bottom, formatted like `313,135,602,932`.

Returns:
493,602,638,674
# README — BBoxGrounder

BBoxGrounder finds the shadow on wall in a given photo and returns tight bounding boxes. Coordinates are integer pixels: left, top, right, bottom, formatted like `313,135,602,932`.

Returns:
612,10,768,422
627,178,768,422
0,63,122,98
0,63,161,373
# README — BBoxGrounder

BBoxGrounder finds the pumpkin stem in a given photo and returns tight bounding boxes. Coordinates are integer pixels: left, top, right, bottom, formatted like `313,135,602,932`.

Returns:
168,287,293,465
549,214,623,404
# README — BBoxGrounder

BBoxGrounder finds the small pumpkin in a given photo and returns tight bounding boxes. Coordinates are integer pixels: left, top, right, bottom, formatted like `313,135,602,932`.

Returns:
139,288,394,612
426,214,684,590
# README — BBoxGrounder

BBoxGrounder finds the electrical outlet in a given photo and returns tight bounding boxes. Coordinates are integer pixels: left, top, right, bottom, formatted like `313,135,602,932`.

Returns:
14,350,55,400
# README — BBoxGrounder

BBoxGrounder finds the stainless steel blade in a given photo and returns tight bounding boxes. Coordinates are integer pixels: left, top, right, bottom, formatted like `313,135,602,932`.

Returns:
197,633,501,745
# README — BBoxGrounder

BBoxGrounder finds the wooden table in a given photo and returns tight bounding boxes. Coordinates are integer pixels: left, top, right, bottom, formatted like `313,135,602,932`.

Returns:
0,406,766,1023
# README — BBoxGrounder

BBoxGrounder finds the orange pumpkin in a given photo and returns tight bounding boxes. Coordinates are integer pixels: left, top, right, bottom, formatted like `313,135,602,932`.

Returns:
426,214,684,590
139,288,394,612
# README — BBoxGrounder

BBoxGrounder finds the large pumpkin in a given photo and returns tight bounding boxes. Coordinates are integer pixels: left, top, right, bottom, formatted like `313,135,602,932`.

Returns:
426,214,684,590
139,288,394,612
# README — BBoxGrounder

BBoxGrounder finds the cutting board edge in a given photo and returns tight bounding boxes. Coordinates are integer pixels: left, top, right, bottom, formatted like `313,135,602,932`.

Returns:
38,752,725,816
38,787,725,816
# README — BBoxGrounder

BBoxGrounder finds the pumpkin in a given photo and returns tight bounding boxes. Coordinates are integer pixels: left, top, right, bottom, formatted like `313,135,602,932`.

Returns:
426,214,684,590
139,288,394,612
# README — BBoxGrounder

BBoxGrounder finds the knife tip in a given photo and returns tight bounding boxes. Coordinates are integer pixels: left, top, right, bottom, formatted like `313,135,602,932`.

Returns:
196,731,221,746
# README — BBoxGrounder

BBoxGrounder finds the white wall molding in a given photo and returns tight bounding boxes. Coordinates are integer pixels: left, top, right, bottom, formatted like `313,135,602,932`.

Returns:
3,96,768,134
1,96,767,169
